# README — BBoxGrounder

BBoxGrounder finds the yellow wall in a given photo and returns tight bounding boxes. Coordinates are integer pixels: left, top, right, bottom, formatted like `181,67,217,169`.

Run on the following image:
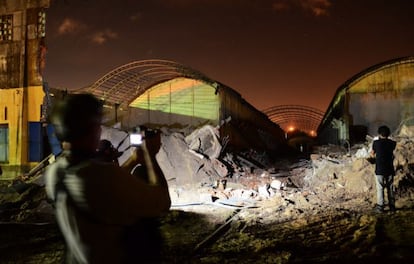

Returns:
0,88,24,165
348,63,414,94
129,78,220,126
0,85,44,166
27,86,44,121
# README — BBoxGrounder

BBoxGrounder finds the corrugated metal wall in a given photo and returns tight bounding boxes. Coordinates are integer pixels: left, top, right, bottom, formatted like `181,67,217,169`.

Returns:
318,57,414,144
123,78,220,128
218,86,286,152
347,62,414,135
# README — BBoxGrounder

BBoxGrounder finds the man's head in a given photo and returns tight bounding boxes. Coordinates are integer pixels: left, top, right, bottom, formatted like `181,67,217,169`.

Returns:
50,93,103,150
378,125,391,138
98,139,113,153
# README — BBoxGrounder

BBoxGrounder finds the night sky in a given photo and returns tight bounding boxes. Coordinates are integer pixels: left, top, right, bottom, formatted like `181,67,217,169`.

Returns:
43,0,414,112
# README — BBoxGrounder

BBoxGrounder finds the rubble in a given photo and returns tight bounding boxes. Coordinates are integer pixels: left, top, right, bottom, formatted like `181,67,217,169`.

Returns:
1,124,414,262
2,123,414,216
154,124,414,213
185,125,222,159
306,127,414,210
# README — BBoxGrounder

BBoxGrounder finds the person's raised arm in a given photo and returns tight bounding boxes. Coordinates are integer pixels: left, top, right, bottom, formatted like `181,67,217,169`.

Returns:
140,131,168,187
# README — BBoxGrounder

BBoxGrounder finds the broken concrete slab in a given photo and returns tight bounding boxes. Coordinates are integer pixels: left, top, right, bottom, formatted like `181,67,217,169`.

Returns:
185,125,222,159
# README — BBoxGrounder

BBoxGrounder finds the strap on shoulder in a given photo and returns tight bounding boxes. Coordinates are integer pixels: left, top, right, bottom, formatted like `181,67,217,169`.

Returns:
53,166,99,223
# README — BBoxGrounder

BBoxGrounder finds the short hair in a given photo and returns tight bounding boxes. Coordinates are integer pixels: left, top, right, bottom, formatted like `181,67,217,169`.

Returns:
98,139,113,152
378,125,391,137
50,93,103,142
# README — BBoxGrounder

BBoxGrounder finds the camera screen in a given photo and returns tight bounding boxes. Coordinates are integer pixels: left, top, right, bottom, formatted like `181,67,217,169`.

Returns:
130,133,143,146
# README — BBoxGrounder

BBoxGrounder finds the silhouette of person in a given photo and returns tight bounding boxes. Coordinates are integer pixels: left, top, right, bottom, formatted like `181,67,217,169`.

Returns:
370,125,396,213
45,93,170,263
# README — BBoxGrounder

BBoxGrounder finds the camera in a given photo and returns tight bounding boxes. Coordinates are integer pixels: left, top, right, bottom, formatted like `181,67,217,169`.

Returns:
129,133,143,146
129,126,158,146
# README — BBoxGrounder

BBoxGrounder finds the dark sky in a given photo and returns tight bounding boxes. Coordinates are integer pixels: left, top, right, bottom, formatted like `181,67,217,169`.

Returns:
43,0,414,112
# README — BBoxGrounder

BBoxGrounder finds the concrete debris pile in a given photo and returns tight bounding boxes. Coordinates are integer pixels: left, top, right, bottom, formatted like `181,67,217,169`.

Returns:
306,126,414,209
157,125,225,187
306,151,375,201
156,125,302,205
4,124,414,225
0,125,287,210
391,128,414,203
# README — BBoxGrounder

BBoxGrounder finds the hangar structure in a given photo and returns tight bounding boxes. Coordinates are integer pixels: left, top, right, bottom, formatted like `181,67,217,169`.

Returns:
85,60,220,127
318,56,414,145
263,105,324,136
84,59,286,153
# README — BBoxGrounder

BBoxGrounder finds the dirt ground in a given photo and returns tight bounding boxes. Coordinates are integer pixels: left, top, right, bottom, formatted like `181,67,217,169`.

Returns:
1,156,414,263
1,126,414,263
163,205,414,263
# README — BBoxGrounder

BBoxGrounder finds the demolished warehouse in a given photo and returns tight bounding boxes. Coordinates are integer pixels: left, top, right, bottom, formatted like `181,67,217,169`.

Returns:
317,56,414,146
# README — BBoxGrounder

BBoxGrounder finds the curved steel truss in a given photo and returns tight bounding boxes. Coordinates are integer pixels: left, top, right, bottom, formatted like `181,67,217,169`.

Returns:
263,105,325,135
83,60,217,106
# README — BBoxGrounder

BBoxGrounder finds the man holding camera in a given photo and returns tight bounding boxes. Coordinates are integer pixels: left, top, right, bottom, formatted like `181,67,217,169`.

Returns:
45,93,171,263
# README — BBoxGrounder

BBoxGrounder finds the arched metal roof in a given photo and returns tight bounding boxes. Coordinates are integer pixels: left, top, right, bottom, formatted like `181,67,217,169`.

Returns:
263,105,324,134
84,59,217,106
319,56,414,129
337,56,414,92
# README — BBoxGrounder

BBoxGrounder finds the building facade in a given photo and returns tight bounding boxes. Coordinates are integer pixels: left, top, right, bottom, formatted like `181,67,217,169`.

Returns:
0,0,50,175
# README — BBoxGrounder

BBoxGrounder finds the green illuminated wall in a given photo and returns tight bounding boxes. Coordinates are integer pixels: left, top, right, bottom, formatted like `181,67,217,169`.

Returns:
129,78,220,125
